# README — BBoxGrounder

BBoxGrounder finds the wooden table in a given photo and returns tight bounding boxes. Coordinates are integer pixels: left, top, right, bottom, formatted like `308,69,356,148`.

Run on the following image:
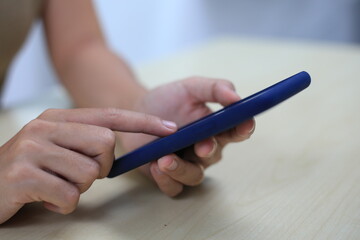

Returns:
1,38,360,239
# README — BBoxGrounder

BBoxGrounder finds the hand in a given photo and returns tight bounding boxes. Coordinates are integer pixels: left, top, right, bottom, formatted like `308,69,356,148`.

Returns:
118,77,255,197
0,108,177,224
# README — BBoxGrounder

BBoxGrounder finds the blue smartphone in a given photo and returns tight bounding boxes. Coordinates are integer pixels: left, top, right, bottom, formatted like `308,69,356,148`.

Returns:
108,71,311,178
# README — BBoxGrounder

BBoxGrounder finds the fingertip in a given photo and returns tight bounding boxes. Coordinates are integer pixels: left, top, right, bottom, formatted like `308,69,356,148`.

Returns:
150,160,184,197
249,118,256,135
244,118,256,135
219,84,241,105
236,118,256,138
195,137,217,158
158,155,178,171
161,120,177,132
167,186,184,198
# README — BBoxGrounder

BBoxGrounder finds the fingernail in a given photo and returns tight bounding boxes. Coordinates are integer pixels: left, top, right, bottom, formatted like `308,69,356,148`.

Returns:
248,121,256,135
167,158,178,171
162,120,177,130
159,156,178,171
206,138,217,157
238,120,256,139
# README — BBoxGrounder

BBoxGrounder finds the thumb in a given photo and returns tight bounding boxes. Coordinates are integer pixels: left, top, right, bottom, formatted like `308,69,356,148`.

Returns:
181,77,241,106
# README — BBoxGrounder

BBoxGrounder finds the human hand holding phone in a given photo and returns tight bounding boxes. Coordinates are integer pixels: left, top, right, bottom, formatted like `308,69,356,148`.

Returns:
113,72,311,198
116,76,258,196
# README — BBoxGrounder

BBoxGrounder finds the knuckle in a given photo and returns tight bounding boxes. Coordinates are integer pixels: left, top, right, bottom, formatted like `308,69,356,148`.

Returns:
84,161,101,181
142,113,159,127
76,181,92,194
6,162,34,183
37,108,59,120
61,188,80,214
103,107,121,120
77,183,91,194
14,138,42,155
99,128,116,147
191,169,205,186
98,165,111,179
64,186,80,204
23,119,53,134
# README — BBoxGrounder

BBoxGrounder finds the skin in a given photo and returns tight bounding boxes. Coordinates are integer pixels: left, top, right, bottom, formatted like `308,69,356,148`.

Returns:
0,108,177,224
119,77,255,197
43,0,255,196
0,0,255,223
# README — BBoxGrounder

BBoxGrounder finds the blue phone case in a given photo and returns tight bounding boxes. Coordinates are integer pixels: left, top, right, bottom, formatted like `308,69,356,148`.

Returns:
108,71,311,177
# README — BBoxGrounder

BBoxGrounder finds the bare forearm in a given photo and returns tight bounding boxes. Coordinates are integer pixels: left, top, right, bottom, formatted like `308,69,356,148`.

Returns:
44,0,145,109
56,41,146,109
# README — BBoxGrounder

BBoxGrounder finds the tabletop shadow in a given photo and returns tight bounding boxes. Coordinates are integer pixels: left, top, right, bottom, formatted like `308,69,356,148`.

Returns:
2,176,216,228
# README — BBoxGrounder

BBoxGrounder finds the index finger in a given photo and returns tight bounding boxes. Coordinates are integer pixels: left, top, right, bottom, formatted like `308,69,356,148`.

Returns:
38,108,177,136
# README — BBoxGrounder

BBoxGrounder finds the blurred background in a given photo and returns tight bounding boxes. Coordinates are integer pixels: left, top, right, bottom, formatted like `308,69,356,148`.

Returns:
1,0,359,108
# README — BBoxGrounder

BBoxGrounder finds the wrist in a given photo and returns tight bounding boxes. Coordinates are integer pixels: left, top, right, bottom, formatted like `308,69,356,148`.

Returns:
57,42,148,110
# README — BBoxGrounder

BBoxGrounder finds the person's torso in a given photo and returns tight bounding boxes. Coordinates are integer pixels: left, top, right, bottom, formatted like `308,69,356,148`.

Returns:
0,0,44,91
